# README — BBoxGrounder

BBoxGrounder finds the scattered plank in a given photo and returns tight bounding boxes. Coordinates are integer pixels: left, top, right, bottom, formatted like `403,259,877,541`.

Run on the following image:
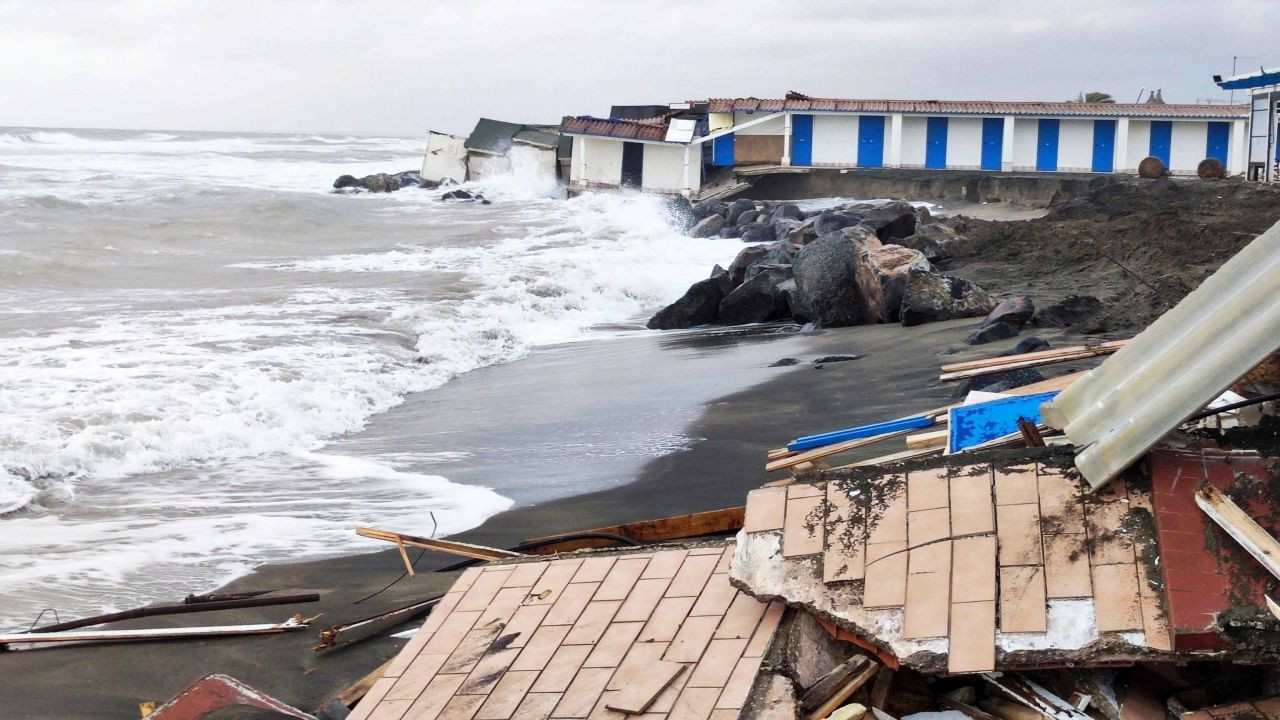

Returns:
1018,418,1047,447
983,673,1092,720
520,506,745,553
27,593,318,634
314,593,444,652
940,696,1002,720
1196,486,1280,581
800,655,872,711
830,447,943,471
906,429,950,450
805,660,881,720
356,527,522,562
870,666,895,709
0,616,309,649
337,658,394,708
768,426,928,473
789,415,936,453
939,341,1128,382
604,661,687,714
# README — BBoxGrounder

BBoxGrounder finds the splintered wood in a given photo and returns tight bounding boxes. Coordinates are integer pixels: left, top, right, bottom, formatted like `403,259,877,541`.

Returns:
739,462,1171,674
353,544,783,720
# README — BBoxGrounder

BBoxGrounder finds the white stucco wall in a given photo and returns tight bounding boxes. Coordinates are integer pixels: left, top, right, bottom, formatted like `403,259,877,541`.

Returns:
421,131,467,183
1125,120,1152,171
580,137,623,184
1011,118,1039,171
945,117,984,169
1057,119,1095,172
641,143,686,192
733,112,785,135
812,115,858,165
1170,121,1208,176
900,116,927,168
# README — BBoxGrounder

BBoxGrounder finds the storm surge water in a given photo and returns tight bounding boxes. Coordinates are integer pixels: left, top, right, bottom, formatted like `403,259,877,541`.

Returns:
0,127,742,626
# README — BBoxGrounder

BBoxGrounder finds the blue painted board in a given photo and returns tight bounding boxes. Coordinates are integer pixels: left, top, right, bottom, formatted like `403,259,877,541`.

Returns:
947,391,1060,453
1092,119,1116,172
926,117,948,169
858,115,885,168
981,117,1003,170
712,133,735,166
788,415,934,453
1206,122,1230,165
791,114,813,167
1149,121,1172,166
1036,119,1059,171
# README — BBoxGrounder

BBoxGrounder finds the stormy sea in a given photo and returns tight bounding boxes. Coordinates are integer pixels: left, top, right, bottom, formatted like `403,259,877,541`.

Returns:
0,128,749,628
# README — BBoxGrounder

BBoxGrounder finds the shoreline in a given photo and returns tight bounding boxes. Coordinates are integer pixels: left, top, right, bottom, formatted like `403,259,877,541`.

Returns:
2,308,1099,718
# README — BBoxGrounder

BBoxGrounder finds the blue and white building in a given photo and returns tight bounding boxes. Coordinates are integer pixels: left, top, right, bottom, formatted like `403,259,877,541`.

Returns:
561,94,1248,197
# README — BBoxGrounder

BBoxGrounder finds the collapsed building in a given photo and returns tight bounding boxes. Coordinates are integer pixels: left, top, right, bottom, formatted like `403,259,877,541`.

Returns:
419,118,569,185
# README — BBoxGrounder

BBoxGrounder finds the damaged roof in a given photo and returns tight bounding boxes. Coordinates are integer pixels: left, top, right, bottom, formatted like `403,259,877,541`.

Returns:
465,118,562,154
705,96,1248,119
559,115,674,142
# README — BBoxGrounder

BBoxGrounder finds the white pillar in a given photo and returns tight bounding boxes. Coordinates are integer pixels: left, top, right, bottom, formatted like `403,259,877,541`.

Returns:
889,113,904,168
681,144,692,196
575,136,587,189
1115,118,1130,174
1001,116,1016,172
782,113,792,166
1230,118,1248,176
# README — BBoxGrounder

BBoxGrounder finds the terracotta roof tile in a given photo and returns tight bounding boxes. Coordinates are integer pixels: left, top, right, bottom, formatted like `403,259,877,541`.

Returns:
560,115,671,141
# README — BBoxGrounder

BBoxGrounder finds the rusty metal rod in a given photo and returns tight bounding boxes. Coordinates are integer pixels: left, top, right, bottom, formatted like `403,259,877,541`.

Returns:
29,593,320,633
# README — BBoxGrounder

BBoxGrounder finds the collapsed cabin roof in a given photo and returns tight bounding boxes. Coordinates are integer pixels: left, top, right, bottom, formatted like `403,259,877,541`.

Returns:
464,118,561,154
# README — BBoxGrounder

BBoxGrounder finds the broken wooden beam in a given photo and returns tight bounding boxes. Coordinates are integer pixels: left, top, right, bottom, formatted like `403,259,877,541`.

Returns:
356,527,522,562
520,506,745,553
336,658,394,709
805,659,881,720
28,593,319,634
800,655,872,711
1195,485,1280,581
906,429,950,450
0,616,309,649
314,593,444,652
939,341,1128,383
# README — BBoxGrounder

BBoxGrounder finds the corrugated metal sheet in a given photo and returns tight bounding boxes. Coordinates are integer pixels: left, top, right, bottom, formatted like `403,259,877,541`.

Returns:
1040,219,1280,489
1217,66,1280,91
559,115,672,142
703,97,1247,119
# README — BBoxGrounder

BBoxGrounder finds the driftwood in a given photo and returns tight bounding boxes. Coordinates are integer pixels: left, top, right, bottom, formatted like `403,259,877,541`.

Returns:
337,658,394,708
521,506,746,553
939,341,1127,382
356,527,522,576
314,593,445,652
28,593,319,634
0,616,309,649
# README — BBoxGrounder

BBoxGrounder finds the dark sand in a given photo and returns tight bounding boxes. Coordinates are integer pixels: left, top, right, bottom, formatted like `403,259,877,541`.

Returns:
1,311,1099,718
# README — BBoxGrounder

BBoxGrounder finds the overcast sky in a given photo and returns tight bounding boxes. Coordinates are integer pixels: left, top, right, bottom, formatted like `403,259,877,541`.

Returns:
1,0,1274,137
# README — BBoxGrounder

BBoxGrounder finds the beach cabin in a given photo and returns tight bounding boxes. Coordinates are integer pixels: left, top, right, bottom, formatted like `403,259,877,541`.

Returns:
560,93,1248,197
1215,64,1280,181
462,118,562,182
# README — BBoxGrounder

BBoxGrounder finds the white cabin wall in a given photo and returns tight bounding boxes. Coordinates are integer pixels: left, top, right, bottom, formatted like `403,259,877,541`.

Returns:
581,137,623,184
1011,118,1038,171
899,116,927,168
1057,119,1095,172
732,112,785,135
1126,120,1152,170
945,117,983,169
421,132,467,183
641,143,686,192
1170,121,1208,176
812,115,858,165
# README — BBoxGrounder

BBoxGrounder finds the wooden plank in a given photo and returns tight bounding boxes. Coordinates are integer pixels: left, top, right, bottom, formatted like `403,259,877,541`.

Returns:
939,341,1128,382
337,658,394,709
798,655,871,711
906,429,950,449
605,662,687,714
0,617,307,646
1196,486,1280,581
520,507,745,551
356,527,521,561
805,661,881,720
767,426,924,473
830,447,943,471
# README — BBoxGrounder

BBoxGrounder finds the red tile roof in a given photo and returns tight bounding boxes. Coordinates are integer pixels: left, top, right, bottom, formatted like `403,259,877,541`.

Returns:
560,115,671,141
705,96,1247,119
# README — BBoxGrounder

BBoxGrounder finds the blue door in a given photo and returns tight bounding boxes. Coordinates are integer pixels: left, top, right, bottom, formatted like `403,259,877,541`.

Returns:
981,118,1003,170
1036,119,1059,171
1206,122,1230,165
1149,121,1172,166
1092,119,1116,172
925,117,948,169
791,114,813,166
858,115,885,168
712,133,734,166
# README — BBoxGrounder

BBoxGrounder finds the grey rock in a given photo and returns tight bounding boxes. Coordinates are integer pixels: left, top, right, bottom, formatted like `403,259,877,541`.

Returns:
725,198,757,225
899,223,963,261
769,203,804,224
859,200,917,241
333,174,361,189
744,242,799,283
1039,295,1105,332
690,214,725,238
754,673,799,720
790,235,884,327
981,295,1035,328
1001,336,1051,356
718,227,739,239
769,357,800,367
646,275,726,329
813,355,860,364
727,245,771,287
739,222,773,244
900,270,995,327
736,210,760,227
869,245,932,323
718,267,792,325
771,218,803,242
813,211,860,237
691,199,727,220
966,321,1020,345
830,225,883,255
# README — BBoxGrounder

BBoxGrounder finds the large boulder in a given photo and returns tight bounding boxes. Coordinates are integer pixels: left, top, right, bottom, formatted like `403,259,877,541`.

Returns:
663,195,696,230
725,198,757,226
333,174,361,189
718,267,792,325
727,244,772,286
859,201,918,241
899,223,963,261
1138,156,1169,179
739,222,773,244
813,211,860,237
690,214,725,238
790,235,884,327
771,218,803,242
361,173,398,192
981,295,1035,329
646,275,726,329
744,241,800,283
869,245,932,323
829,225,883,255
786,217,819,246
966,322,1020,345
736,210,760,227
900,270,995,327
691,199,727,221
769,203,803,224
